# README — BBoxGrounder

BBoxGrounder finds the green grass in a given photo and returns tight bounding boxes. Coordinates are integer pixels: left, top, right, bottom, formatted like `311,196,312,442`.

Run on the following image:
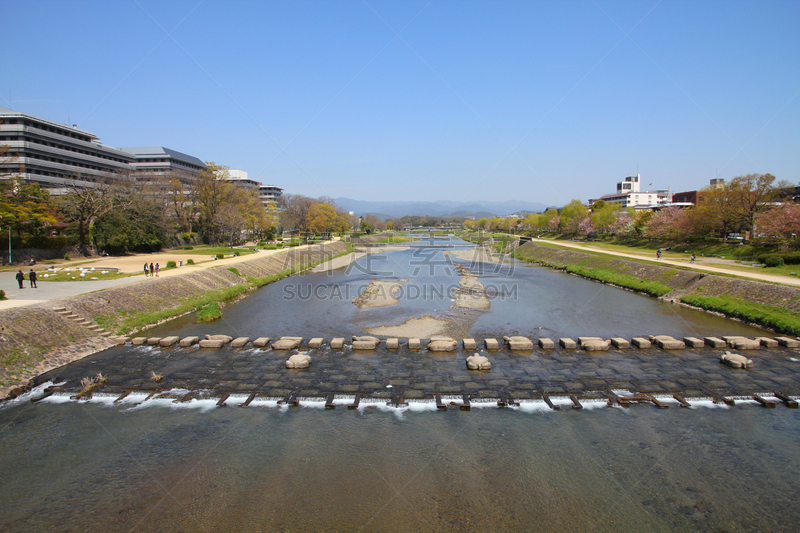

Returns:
565,265,672,297
172,245,257,256
372,236,415,244
680,294,800,336
196,302,222,323
228,267,241,277
37,269,136,282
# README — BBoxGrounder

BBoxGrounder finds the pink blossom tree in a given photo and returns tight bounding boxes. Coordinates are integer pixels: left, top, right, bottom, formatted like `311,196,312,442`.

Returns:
756,204,800,250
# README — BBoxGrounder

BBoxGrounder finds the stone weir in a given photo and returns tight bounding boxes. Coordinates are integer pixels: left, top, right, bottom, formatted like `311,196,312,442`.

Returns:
23,333,800,412
0,242,350,399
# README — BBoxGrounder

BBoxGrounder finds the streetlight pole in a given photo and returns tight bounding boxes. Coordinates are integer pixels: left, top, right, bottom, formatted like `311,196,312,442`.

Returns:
8,227,10,265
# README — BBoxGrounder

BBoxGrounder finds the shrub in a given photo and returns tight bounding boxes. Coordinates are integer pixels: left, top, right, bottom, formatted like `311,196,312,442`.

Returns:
216,253,224,259
764,256,785,268
183,245,194,250
166,261,177,269
186,259,195,265
0,290,6,300
64,253,70,261
197,302,222,323
228,267,241,277
233,251,240,256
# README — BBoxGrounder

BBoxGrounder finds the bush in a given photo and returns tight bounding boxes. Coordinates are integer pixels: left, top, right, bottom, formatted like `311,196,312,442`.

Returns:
166,261,177,269
233,251,240,256
186,259,195,265
64,253,70,261
183,246,194,250
0,289,6,300
196,302,222,323
228,267,241,277
764,256,785,268
216,254,224,259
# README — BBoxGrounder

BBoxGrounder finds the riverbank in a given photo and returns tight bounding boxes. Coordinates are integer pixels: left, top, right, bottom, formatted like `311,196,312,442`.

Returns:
513,242,800,336
0,242,352,398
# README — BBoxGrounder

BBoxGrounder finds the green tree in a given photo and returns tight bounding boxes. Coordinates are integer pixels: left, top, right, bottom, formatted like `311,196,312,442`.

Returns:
560,200,589,235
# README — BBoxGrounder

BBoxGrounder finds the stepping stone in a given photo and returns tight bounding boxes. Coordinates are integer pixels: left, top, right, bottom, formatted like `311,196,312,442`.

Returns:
113,336,130,346
722,335,746,346
131,337,148,346
631,337,652,349
611,338,630,349
252,337,271,348
732,338,760,350
484,338,500,351
205,334,232,344
704,337,727,349
538,337,554,349
330,338,345,349
146,337,162,346
651,335,685,350
583,340,611,351
429,338,457,352
721,351,753,369
286,353,311,369
466,354,491,370
231,337,251,348
308,338,324,349
776,337,800,348
159,336,180,347
199,339,224,348
408,338,421,350
559,338,577,349
503,336,534,351
271,337,303,350
757,337,779,348
352,335,379,350
385,338,399,350
180,336,199,347
462,338,477,350
683,336,704,348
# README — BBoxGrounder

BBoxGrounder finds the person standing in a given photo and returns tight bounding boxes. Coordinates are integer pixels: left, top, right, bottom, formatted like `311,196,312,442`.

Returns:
149,263,154,276
29,269,37,288
144,263,149,276
155,263,160,277
16,269,25,289
656,248,662,260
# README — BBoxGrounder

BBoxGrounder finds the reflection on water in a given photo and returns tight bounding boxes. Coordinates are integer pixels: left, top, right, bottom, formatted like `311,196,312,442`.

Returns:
0,398,798,532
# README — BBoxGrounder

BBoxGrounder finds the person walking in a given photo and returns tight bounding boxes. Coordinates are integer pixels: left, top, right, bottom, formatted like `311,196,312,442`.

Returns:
149,263,154,276
16,269,25,289
144,263,149,276
29,269,37,288
656,248,662,260
155,263,160,277
690,252,696,263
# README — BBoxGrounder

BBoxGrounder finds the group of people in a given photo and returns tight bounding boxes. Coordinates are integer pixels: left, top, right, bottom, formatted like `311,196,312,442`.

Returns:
15,269,37,289
656,249,697,263
143,262,160,277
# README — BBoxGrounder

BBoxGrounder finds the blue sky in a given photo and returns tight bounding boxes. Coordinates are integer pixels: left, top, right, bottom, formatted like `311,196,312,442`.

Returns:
2,0,798,206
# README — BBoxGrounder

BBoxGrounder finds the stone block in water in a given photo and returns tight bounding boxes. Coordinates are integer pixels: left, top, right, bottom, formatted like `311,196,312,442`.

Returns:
611,338,630,349
147,337,162,346
631,337,652,349
462,338,477,350
652,335,685,350
756,337,778,348
231,337,251,348
113,336,130,346
408,338,421,350
466,354,491,370
131,337,147,346
504,336,533,351
721,351,753,369
776,336,800,348
559,338,576,349
272,337,303,350
538,337,554,349
159,336,180,347
206,334,232,344
583,340,611,351
429,339,457,352
252,337,271,348
733,338,760,350
180,336,199,347
704,337,727,349
199,339,224,348
385,338,399,350
352,336,379,350
286,353,312,369
308,338,324,349
683,337,704,348
330,338,345,349
484,338,500,351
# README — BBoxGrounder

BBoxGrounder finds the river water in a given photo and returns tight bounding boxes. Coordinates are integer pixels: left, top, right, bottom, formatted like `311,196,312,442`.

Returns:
1,239,798,532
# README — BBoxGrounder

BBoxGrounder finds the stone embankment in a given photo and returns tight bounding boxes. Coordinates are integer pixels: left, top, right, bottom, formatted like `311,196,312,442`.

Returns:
513,242,800,334
0,242,350,398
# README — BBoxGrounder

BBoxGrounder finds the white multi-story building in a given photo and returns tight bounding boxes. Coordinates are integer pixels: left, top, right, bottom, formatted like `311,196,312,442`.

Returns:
258,184,283,207
224,169,261,191
591,174,671,208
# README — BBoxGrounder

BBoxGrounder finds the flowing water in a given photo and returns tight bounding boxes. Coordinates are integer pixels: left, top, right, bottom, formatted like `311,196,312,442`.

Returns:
1,239,798,532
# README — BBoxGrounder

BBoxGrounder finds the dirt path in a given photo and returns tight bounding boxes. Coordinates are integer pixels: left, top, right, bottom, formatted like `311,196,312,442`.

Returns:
538,239,800,287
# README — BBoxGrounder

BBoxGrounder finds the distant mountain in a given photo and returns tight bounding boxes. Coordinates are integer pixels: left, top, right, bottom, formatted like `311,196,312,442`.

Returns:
334,198,549,219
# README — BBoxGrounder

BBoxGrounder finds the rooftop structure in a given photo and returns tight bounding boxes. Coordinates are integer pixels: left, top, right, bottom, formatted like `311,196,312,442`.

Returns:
258,184,283,207
591,174,671,208
224,170,261,191
121,146,206,182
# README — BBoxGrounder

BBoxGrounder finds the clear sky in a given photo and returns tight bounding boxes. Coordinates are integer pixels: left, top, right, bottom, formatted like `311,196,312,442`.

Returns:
2,0,798,206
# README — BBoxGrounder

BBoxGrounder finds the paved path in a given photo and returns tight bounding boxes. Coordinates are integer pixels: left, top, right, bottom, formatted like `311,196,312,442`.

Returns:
538,239,800,287
0,241,341,310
